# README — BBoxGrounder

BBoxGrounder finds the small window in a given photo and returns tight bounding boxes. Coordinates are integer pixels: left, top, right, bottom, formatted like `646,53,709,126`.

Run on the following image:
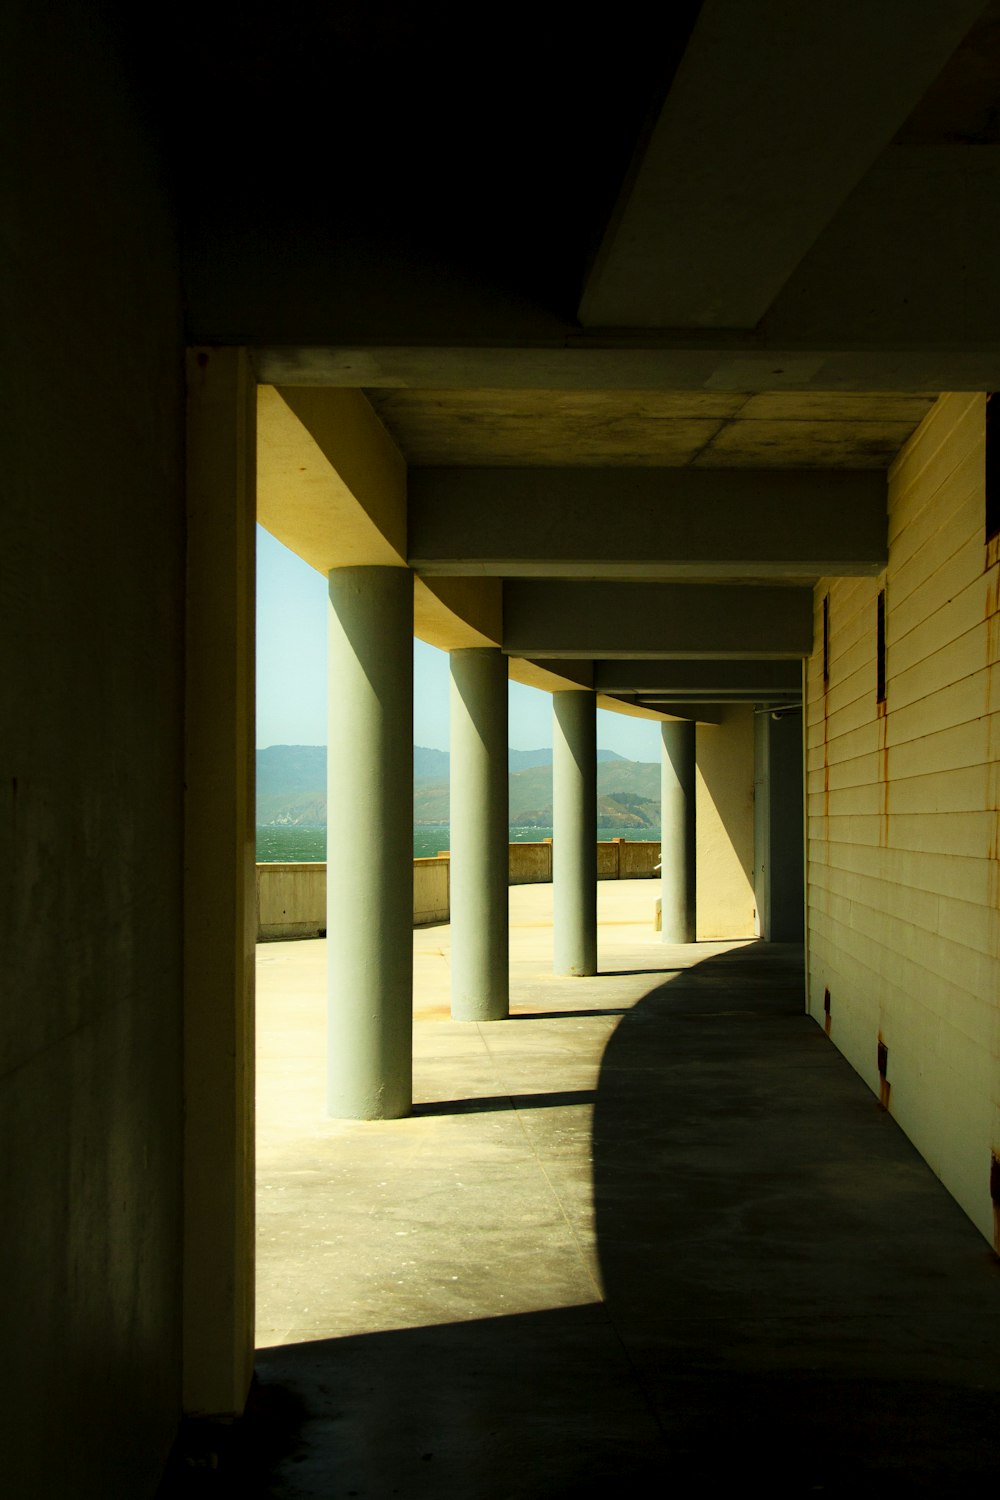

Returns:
987,394,1000,543
876,589,886,706
822,593,830,688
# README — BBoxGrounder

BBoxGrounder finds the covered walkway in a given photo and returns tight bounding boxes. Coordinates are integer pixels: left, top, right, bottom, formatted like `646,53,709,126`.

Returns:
245,882,1000,1494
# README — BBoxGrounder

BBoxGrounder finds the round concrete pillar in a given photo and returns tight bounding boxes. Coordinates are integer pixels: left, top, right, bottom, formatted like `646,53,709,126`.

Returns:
553,691,597,976
449,648,509,1020
326,566,413,1118
660,719,697,943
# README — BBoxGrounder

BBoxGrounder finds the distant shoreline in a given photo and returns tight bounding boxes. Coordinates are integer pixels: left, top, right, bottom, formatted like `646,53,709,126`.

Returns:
256,824,661,862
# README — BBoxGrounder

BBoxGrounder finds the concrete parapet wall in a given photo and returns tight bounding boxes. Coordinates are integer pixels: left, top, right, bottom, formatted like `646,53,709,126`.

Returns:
257,861,328,940
508,840,553,884
257,841,661,938
617,839,661,879
413,856,450,926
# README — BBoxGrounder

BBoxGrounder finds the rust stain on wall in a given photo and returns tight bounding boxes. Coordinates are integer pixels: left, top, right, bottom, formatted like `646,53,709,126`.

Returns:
877,712,889,849
877,1035,891,1111
823,667,830,822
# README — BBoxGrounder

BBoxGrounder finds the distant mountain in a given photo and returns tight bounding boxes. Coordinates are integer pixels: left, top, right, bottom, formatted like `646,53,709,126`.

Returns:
257,744,325,798
256,744,653,828
414,745,450,783
507,747,552,772
414,755,658,828
509,747,624,771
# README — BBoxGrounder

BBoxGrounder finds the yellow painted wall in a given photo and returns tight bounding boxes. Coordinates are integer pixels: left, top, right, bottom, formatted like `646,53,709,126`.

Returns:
697,707,757,939
806,393,999,1245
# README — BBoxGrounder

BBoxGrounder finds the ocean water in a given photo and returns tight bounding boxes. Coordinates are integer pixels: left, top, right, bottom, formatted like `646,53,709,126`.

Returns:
257,825,659,862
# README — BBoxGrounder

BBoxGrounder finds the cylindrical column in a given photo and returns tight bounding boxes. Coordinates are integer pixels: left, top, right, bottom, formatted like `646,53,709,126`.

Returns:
660,719,697,943
326,566,413,1118
449,648,509,1020
553,691,597,975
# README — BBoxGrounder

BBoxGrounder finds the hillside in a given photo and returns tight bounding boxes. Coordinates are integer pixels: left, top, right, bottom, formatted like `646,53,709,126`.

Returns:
414,756,659,828
256,743,656,828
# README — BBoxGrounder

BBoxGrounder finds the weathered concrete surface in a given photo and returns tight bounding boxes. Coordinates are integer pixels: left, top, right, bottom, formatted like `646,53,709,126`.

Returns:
238,882,1000,1495
257,862,327,940
3,7,187,1493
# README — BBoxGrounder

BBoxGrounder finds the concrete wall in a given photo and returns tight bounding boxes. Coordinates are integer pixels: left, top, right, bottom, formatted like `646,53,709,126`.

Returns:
258,862,329,939
754,709,806,941
1,7,186,1494
509,841,554,885
258,842,662,939
806,393,998,1246
414,858,450,925
697,708,758,939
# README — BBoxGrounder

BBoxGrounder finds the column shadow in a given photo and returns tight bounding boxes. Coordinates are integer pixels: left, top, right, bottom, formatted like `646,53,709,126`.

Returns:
177,943,1000,1495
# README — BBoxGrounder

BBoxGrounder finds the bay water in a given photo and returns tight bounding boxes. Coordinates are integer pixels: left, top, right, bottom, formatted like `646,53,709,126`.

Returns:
256,825,659,862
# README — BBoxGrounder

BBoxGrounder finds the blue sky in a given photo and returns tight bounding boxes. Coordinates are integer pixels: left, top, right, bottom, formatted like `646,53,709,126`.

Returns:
256,526,660,760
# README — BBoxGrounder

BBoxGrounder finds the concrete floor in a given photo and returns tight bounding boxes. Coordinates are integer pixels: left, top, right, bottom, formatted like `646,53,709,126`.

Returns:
239,881,1000,1496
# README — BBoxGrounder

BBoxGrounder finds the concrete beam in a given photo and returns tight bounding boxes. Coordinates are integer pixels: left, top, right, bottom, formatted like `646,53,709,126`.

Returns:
258,344,999,394
503,582,813,659
764,146,1000,350
579,0,988,328
595,659,803,697
408,468,886,579
257,386,406,573
598,693,724,726
413,576,502,652
508,658,595,693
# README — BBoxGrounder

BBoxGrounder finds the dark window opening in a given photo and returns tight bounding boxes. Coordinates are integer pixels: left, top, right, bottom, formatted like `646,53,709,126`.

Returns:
987,393,1000,543
822,594,830,687
876,589,886,705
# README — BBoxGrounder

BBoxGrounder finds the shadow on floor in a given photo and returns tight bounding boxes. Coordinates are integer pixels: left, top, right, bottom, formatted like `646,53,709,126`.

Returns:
176,943,1000,1495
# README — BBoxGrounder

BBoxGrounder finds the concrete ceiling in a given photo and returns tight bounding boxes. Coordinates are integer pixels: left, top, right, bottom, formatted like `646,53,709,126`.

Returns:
365,390,935,470
163,1,1000,718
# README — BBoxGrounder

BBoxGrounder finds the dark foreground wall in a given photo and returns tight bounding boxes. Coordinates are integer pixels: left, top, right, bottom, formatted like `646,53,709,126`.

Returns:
1,6,186,1493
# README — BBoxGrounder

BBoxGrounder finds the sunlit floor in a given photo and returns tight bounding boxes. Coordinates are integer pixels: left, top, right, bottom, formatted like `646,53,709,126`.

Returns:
251,881,1000,1495
255,879,713,1349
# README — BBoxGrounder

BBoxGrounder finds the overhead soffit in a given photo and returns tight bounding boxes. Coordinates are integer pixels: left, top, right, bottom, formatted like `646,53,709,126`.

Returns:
893,1,1000,145
364,389,936,468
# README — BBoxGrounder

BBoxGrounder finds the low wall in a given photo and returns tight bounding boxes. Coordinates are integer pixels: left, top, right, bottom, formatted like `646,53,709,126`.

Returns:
256,840,661,940
509,841,552,884
413,856,450,926
256,861,327,941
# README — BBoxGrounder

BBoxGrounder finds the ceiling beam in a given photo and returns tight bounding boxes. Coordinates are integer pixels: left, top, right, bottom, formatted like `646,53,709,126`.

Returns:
594,659,803,695
409,467,885,580
257,343,1000,393
502,581,813,659
598,693,723,725
578,0,988,328
256,386,406,572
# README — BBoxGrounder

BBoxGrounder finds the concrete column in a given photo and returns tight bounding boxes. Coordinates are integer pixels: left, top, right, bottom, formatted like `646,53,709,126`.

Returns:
183,347,256,1416
660,719,697,942
553,691,597,975
754,708,805,942
327,565,413,1119
450,648,509,1020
